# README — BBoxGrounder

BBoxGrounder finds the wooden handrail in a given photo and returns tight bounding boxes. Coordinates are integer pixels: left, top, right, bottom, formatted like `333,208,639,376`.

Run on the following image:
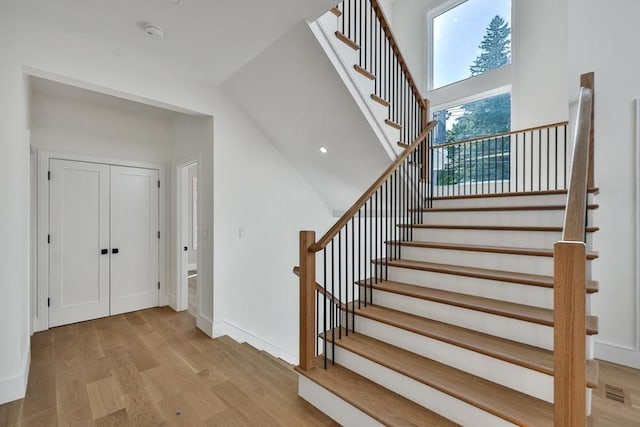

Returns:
431,121,569,150
562,87,592,242
581,72,595,189
370,0,427,110
310,121,437,252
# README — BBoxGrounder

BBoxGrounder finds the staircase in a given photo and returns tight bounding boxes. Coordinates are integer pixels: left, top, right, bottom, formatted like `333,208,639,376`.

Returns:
294,1,597,425
296,189,598,426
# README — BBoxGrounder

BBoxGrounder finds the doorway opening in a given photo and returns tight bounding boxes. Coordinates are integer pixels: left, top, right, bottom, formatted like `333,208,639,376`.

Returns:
178,160,199,316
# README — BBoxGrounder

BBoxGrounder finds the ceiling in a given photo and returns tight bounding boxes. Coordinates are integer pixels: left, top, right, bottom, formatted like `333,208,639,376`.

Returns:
0,0,335,86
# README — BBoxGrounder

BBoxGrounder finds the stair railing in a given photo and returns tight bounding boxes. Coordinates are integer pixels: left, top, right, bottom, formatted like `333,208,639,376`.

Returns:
429,121,571,197
297,121,436,370
334,0,429,147
553,72,594,425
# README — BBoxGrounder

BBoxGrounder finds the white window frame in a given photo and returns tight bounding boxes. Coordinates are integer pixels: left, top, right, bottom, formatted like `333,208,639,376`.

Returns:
431,84,512,126
426,0,513,92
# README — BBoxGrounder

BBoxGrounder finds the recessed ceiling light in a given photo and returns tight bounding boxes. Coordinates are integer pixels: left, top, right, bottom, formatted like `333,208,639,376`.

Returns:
319,146,328,154
144,23,165,40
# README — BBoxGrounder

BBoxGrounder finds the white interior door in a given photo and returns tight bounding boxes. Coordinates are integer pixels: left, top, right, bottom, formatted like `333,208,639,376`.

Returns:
49,159,110,327
110,166,159,315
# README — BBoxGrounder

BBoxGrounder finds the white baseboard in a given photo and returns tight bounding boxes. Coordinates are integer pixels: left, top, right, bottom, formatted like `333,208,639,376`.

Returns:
0,347,31,405
197,314,214,338
595,341,640,369
212,320,297,365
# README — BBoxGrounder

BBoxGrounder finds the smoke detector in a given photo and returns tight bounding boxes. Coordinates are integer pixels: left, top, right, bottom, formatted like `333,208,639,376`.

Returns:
144,23,164,40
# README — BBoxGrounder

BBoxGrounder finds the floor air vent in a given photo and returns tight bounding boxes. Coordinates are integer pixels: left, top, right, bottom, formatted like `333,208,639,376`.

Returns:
604,384,625,403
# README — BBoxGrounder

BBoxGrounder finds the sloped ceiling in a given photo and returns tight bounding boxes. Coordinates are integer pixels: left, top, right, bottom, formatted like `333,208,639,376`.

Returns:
222,22,391,211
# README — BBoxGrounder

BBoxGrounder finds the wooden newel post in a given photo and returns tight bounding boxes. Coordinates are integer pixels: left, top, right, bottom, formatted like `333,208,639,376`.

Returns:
553,241,586,426
299,230,316,370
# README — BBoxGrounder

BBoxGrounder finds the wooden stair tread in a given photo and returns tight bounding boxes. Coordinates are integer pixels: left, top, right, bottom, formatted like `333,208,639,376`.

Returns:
399,224,599,232
335,31,359,50
385,119,402,130
330,6,342,17
354,64,376,80
295,360,459,426
358,279,598,334
431,188,599,201
378,258,599,294
415,204,599,212
387,240,599,259
326,331,554,426
350,303,598,387
370,93,390,107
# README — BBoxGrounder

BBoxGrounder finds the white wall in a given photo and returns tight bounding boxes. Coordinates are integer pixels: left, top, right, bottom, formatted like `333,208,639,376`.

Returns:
389,0,568,128
31,89,173,164
568,0,640,368
0,8,334,403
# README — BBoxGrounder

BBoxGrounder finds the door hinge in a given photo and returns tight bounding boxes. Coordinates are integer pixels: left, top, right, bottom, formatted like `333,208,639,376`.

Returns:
47,234,50,244
157,231,160,239
157,180,160,188
47,171,51,180
158,281,160,290
47,298,50,307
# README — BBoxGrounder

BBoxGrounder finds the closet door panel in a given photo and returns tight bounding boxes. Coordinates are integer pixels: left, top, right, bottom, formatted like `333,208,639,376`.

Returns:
110,166,159,315
49,159,110,327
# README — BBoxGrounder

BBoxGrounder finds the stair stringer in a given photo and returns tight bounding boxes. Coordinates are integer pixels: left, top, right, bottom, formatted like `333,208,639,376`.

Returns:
309,12,401,160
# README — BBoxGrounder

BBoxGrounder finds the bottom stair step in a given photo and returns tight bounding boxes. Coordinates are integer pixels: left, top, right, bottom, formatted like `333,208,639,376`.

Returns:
295,359,459,426
326,330,553,426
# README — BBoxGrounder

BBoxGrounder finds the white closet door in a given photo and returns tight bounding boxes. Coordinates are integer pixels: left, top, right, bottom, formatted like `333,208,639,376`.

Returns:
49,159,110,327
110,166,159,315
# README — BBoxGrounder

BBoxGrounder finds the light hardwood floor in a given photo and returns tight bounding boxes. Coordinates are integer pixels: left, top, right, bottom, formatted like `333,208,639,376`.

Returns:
1,306,639,426
0,307,336,426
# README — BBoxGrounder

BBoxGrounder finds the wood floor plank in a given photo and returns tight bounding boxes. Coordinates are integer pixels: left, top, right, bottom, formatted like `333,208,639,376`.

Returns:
86,376,125,419
122,388,165,426
0,399,23,426
21,407,57,427
94,408,130,427
110,364,145,395
21,357,57,419
211,381,281,427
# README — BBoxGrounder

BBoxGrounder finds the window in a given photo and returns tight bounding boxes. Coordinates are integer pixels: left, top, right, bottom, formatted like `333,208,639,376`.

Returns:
432,91,511,184
430,0,511,90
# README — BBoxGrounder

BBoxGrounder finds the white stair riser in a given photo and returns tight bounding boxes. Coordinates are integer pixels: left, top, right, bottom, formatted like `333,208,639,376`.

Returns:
421,209,595,227
407,228,594,249
367,288,554,349
352,315,554,402
430,193,595,209
385,264,553,309
298,375,383,427
397,246,570,276
328,346,516,427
